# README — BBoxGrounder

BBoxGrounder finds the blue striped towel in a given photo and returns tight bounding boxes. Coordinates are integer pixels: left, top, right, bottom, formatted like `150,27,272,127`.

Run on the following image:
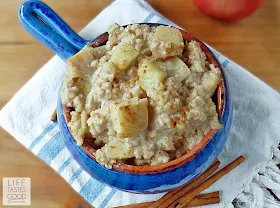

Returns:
1,0,280,207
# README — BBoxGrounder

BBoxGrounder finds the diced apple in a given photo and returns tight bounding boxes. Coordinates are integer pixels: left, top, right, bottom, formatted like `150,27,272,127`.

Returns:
110,98,148,138
76,77,92,96
201,64,221,97
138,58,167,92
154,26,183,45
104,140,134,159
110,43,139,73
187,41,206,73
152,26,184,59
91,45,107,58
157,57,190,81
67,45,97,78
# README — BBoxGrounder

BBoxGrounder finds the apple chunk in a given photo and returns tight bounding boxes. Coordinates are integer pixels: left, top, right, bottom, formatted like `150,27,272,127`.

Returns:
152,26,184,59
110,43,139,73
138,58,167,92
157,56,190,82
110,98,148,138
104,140,134,159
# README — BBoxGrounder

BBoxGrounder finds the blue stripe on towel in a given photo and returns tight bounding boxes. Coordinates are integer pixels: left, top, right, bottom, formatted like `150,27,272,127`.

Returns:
37,132,65,164
79,178,106,204
68,168,83,184
144,13,155,23
157,18,169,25
222,60,230,68
98,189,117,208
212,50,221,59
29,122,57,150
57,157,73,174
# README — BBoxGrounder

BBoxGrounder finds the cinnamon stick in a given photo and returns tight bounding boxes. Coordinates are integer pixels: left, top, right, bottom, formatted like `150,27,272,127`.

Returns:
148,159,221,208
51,108,57,122
196,191,220,199
174,156,245,208
115,201,152,208
187,195,220,207
114,192,220,208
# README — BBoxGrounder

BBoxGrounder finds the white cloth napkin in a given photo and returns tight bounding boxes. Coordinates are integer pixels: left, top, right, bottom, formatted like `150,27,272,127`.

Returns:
1,0,280,207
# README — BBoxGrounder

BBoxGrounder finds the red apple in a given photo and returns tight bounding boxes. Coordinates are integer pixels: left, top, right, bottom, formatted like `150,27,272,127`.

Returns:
193,0,265,21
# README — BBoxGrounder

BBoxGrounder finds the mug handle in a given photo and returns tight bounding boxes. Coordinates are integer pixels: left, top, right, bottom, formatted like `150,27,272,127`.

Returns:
18,0,89,60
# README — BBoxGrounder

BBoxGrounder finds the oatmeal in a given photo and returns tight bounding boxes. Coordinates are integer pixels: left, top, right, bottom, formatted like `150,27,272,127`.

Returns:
60,24,222,168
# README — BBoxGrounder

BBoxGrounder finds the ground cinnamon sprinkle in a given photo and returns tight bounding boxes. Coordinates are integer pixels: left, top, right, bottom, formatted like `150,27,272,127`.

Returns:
170,116,186,128
178,106,190,116
170,116,179,128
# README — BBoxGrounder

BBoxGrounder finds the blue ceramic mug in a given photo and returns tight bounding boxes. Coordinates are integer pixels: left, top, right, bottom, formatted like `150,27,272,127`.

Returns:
18,0,233,193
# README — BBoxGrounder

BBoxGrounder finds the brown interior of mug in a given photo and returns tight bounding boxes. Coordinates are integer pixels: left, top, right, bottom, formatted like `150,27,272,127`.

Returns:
63,25,225,174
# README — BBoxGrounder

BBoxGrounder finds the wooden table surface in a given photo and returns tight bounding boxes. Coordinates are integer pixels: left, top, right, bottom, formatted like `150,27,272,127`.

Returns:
0,0,279,207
